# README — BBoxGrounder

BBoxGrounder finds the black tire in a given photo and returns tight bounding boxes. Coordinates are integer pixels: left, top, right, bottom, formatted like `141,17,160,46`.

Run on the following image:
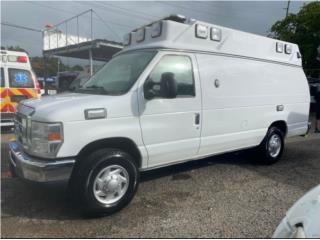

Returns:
68,148,139,217
255,126,285,164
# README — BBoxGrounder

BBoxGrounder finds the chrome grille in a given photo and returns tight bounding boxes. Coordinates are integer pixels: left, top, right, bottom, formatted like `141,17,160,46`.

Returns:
14,103,34,148
14,113,27,145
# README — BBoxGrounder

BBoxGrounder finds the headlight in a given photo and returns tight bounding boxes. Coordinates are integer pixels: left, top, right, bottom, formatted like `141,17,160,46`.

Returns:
30,121,63,158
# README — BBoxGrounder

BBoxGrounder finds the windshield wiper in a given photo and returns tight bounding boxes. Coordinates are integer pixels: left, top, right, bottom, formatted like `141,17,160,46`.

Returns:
77,85,115,95
82,85,105,90
79,85,107,92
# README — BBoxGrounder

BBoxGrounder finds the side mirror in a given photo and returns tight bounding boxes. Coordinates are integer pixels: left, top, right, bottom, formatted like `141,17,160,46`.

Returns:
143,72,178,100
143,80,156,100
160,72,177,99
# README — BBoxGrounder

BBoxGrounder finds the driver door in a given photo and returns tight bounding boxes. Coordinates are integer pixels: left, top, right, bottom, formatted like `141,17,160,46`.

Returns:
137,52,202,168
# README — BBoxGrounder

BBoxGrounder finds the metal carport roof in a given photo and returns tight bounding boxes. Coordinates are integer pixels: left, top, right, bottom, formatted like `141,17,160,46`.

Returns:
43,39,123,61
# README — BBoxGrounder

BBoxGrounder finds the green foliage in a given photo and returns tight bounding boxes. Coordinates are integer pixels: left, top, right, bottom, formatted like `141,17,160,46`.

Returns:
71,65,84,71
1,45,29,54
269,2,320,77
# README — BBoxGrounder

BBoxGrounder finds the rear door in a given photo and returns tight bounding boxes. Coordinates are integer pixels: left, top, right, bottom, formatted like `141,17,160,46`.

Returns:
8,68,38,109
138,52,202,168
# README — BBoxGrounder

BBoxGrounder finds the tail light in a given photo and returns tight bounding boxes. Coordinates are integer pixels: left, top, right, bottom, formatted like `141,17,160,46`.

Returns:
17,56,27,63
31,72,41,95
35,80,41,95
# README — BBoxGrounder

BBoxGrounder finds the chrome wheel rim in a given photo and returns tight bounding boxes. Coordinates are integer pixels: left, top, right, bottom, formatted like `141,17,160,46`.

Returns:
93,165,129,205
268,134,281,158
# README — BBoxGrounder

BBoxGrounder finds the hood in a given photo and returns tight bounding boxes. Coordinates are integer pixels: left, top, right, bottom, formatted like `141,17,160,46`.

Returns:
21,92,134,122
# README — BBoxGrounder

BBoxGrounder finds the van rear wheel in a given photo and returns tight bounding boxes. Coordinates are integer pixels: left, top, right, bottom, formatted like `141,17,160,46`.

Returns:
255,126,284,164
69,148,139,217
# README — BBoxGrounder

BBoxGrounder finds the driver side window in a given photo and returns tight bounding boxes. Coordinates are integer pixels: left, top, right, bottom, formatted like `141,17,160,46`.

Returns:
145,55,195,98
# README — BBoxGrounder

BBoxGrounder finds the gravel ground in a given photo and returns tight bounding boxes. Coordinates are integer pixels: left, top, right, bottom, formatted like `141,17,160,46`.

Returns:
1,128,320,238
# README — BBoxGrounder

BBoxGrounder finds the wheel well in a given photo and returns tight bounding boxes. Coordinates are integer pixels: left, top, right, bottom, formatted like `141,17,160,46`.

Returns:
76,137,142,168
270,121,287,136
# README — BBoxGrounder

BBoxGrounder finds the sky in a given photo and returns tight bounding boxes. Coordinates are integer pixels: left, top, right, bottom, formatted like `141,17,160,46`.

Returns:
1,1,308,65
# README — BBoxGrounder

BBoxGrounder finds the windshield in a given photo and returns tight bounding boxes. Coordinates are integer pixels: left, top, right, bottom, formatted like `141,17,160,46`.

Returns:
76,50,156,95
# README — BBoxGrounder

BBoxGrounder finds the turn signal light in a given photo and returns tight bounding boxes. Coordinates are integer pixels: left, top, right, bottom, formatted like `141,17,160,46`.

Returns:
47,133,61,141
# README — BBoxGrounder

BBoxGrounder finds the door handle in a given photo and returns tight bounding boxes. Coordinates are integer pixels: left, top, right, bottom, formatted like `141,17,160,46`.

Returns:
195,113,200,125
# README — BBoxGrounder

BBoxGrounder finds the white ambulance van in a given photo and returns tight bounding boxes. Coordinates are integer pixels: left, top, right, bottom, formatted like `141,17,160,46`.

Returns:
1,50,40,126
9,15,310,216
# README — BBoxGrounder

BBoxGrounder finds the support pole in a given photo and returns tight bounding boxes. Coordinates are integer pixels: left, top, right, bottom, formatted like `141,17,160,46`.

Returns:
90,9,93,40
89,49,93,76
43,54,48,95
57,58,60,77
65,22,68,46
285,0,291,17
42,31,48,96
77,16,79,44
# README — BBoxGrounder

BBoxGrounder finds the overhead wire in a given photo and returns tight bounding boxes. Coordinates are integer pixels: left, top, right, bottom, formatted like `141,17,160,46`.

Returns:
26,1,131,42
92,10,122,41
157,1,216,17
97,1,162,19
1,22,42,33
79,1,154,22
27,1,132,28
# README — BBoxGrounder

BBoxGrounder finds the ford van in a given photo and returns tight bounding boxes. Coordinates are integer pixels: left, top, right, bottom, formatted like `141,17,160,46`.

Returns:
9,15,310,216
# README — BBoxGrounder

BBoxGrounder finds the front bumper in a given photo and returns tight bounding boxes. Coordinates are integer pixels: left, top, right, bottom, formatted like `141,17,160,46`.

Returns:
9,141,75,182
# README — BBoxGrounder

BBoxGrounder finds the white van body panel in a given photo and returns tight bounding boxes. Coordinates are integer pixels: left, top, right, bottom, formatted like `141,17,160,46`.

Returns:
0,50,33,89
0,50,31,69
195,53,309,156
125,20,302,67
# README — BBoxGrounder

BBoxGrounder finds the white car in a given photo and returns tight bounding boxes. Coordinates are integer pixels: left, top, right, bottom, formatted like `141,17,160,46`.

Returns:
273,185,320,238
9,15,310,216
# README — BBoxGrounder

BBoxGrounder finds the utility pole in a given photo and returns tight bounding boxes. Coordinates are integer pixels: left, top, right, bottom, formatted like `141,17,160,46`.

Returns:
43,54,48,95
284,0,291,17
57,58,60,76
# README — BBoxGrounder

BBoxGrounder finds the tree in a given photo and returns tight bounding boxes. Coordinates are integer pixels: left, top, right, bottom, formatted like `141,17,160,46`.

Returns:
71,65,84,71
269,2,320,77
1,45,28,54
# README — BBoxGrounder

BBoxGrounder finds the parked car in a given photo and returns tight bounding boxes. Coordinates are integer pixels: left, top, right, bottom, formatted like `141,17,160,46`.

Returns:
273,185,320,238
38,76,57,95
9,15,310,216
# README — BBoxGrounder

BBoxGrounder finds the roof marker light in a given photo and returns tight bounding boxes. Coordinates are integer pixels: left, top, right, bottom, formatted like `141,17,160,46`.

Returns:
276,42,283,53
210,27,222,42
285,44,292,54
151,21,162,38
123,33,131,46
195,24,208,39
136,28,145,42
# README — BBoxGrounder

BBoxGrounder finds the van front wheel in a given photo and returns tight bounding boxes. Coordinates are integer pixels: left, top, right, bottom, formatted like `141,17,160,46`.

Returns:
69,148,139,217
256,126,284,164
